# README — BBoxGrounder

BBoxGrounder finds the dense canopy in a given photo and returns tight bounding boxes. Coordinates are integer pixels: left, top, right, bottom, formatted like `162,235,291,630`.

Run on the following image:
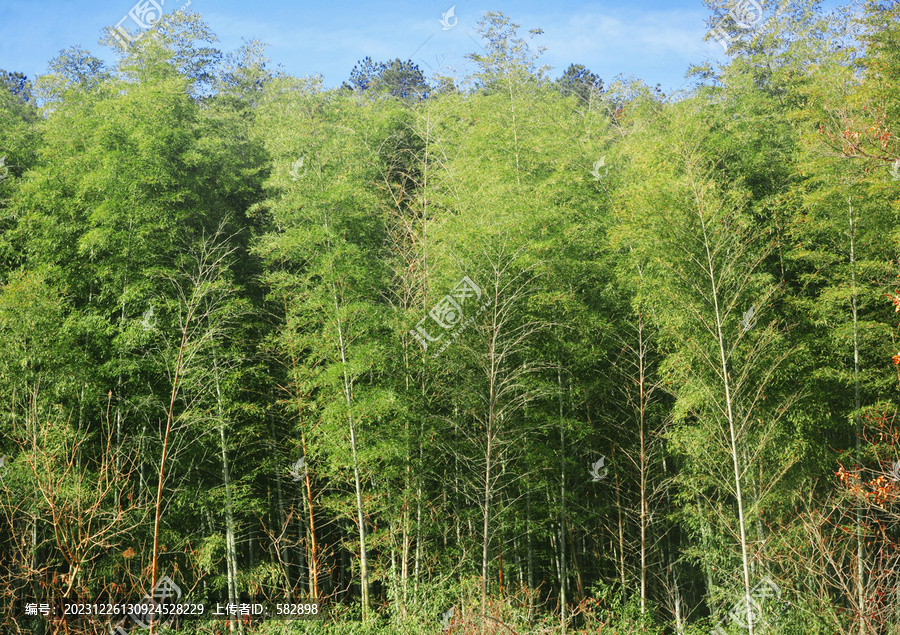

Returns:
1,3,900,634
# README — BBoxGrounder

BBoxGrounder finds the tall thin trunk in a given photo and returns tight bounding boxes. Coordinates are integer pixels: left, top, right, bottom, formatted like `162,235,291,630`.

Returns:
31,430,43,635
215,365,241,634
139,422,148,503
300,427,319,599
116,317,125,510
498,535,505,598
149,304,193,635
568,523,585,603
547,486,561,599
637,313,648,618
296,470,308,598
265,482,276,564
695,490,717,616
116,217,134,512
76,385,84,472
337,314,369,616
513,536,523,590
526,448,533,591
390,522,398,596
116,217,134,509
269,402,291,595
413,108,432,601
557,364,567,633
340,525,347,600
480,281,509,626
455,425,463,573
401,417,411,609
665,459,684,634
219,430,240,631
325,213,369,619
414,455,423,594
744,448,770,579
613,443,626,599
669,543,684,633
249,527,255,570
850,197,865,635
481,427,493,616
281,320,318,601
697,199,755,635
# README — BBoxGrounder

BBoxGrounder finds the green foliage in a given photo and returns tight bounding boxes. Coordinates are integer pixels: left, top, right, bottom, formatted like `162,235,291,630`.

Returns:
2,4,899,633
343,57,430,101
555,63,603,107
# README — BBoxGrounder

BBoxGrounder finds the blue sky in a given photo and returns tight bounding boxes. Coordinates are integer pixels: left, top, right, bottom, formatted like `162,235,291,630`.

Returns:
0,0,840,94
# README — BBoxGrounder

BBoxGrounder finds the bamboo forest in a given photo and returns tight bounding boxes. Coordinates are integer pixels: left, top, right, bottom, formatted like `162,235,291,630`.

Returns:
1,1,899,633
